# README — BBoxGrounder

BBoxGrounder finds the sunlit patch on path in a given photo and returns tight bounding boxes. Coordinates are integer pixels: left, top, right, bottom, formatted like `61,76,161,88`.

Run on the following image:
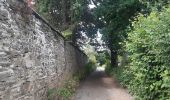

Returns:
74,67,133,100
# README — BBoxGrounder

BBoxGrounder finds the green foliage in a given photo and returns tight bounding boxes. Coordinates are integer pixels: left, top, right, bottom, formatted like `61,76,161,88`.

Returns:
105,60,113,76
96,52,110,66
71,0,88,22
114,7,170,100
84,61,96,75
93,0,142,67
56,77,79,100
84,45,97,63
35,0,72,31
95,0,142,47
47,74,80,100
47,61,96,100
47,88,57,100
62,28,73,40
111,67,133,89
36,0,51,14
73,61,96,82
141,0,169,10
105,67,113,76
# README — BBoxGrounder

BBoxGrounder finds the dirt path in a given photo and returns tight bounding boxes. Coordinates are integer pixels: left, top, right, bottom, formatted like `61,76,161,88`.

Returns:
74,67,133,100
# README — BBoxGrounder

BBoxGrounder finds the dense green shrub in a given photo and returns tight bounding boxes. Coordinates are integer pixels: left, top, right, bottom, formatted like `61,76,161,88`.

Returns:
84,61,96,75
122,7,170,100
110,67,132,88
105,60,114,76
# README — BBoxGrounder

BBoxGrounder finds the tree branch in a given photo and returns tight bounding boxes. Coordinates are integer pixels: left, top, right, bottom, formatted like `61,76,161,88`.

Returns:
91,0,98,7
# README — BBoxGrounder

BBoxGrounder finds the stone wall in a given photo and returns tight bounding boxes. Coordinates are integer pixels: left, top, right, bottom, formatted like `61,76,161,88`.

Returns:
0,0,88,100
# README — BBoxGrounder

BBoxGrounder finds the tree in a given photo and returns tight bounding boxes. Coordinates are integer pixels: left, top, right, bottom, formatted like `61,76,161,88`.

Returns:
92,0,169,67
71,0,103,49
35,0,72,31
35,0,170,68
36,0,101,48
94,0,142,67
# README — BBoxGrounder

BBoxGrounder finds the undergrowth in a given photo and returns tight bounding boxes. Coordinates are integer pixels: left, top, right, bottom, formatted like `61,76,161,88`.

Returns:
107,7,170,100
47,75,79,100
47,61,96,100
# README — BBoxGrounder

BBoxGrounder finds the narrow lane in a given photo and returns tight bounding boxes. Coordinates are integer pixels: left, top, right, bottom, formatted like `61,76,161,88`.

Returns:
74,67,133,100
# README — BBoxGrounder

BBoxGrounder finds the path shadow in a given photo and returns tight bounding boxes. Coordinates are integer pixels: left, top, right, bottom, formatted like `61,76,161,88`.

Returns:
82,68,121,89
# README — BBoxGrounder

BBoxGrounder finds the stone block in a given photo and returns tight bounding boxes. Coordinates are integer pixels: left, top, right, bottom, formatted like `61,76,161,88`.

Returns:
0,69,14,82
0,9,8,20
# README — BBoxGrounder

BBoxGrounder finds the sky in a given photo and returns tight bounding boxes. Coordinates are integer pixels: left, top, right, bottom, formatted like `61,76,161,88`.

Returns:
89,0,96,9
88,1,106,51
89,4,96,9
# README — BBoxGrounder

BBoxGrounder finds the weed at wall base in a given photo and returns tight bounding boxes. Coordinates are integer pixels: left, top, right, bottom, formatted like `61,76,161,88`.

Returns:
47,61,96,100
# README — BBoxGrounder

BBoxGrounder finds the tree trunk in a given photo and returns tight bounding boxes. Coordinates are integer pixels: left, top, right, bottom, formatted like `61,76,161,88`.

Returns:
111,49,118,67
109,32,118,68
61,0,67,30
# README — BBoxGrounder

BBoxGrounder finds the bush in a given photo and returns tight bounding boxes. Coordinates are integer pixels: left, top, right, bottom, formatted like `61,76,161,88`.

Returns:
84,61,96,75
122,7,170,100
111,67,132,88
112,6,170,100
47,75,80,100
105,60,114,76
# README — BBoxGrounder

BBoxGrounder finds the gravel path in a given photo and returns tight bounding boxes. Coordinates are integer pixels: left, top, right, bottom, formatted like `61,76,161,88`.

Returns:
74,67,133,100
